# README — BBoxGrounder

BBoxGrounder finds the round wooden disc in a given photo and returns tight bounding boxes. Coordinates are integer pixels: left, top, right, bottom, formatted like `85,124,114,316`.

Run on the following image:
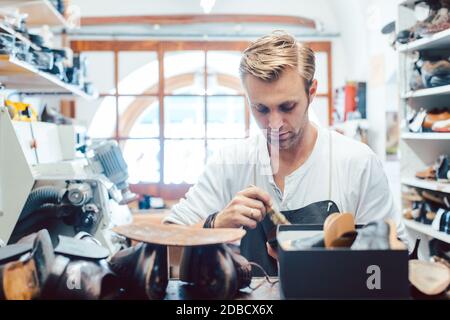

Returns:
112,222,246,246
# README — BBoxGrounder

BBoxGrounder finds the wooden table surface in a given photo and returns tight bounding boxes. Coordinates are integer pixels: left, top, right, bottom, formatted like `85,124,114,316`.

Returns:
165,277,280,300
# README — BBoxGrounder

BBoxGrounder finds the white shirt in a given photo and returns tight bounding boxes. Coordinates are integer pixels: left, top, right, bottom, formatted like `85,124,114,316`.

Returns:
164,125,407,247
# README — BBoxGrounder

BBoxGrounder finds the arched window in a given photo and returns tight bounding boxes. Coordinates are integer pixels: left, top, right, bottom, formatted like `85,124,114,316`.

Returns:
73,41,331,197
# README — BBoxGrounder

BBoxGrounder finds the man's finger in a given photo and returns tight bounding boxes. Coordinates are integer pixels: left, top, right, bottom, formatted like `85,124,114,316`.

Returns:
238,196,266,215
241,205,264,222
238,186,273,207
236,214,258,229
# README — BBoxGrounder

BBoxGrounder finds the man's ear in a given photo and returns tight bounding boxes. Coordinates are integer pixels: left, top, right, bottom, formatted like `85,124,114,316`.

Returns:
308,79,318,102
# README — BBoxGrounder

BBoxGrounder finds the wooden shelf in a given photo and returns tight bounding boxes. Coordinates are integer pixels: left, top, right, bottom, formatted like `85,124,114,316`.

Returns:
0,0,73,29
0,54,97,100
403,219,450,244
398,28,450,53
402,177,450,194
401,132,450,140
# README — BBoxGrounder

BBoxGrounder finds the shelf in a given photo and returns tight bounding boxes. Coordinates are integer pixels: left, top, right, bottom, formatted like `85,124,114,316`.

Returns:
402,177,450,194
401,132,450,140
0,23,41,51
398,28,450,53
401,84,450,99
0,0,73,29
0,54,97,100
403,219,450,244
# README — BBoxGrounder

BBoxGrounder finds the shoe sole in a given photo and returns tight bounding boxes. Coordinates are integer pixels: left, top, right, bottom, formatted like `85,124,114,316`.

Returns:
409,259,450,296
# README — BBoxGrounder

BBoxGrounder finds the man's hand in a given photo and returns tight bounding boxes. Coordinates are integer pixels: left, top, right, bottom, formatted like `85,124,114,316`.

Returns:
214,186,273,229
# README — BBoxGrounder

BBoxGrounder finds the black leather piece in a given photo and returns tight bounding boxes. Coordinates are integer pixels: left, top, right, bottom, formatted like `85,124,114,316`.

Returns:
42,258,119,300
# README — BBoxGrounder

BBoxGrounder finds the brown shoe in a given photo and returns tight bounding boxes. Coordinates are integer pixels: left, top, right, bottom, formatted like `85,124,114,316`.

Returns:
323,213,356,248
416,166,436,180
432,118,450,132
423,110,450,130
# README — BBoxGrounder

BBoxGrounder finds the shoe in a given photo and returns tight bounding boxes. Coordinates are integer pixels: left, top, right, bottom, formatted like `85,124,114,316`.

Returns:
432,208,450,234
416,166,436,180
179,244,251,299
415,154,450,182
409,259,450,296
421,60,450,88
422,110,450,131
0,230,54,300
323,213,357,248
402,188,423,202
432,118,450,132
408,108,428,132
436,155,450,182
108,242,168,300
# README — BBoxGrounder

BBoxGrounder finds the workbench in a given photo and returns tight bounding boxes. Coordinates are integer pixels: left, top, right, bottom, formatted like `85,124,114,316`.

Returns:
165,277,280,300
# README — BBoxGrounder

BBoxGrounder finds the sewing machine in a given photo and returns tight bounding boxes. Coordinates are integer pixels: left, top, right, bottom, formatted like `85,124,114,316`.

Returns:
0,102,133,254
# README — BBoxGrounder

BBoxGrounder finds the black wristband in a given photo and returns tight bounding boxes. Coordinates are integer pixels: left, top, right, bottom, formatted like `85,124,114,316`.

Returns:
203,212,219,228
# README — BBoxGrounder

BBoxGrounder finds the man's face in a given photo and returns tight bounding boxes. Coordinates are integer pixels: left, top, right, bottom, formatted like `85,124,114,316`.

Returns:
243,67,317,150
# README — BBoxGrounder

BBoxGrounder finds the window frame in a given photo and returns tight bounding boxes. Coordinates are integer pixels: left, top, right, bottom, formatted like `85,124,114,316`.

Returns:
71,40,332,199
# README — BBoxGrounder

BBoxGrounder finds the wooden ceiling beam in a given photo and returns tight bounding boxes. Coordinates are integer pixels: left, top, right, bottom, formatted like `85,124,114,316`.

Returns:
81,14,316,29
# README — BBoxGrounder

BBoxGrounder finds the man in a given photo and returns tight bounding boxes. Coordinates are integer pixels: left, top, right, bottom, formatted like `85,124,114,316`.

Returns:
164,31,406,275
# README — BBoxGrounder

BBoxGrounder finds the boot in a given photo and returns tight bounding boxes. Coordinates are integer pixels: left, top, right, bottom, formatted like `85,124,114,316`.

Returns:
109,242,168,300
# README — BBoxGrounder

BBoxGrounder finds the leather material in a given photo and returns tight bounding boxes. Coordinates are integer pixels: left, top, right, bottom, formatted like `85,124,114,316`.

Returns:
113,222,246,246
180,244,239,299
54,235,109,260
42,259,119,300
109,242,168,300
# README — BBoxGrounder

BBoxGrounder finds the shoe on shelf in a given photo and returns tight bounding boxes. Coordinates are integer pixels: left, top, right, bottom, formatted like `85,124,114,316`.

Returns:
416,165,436,180
408,108,428,132
436,155,450,182
422,109,450,131
421,60,450,88
402,188,423,202
432,208,450,234
415,154,449,182
432,118,450,132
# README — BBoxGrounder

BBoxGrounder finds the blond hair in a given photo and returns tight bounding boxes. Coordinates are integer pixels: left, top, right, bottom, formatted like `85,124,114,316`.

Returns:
239,31,316,91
